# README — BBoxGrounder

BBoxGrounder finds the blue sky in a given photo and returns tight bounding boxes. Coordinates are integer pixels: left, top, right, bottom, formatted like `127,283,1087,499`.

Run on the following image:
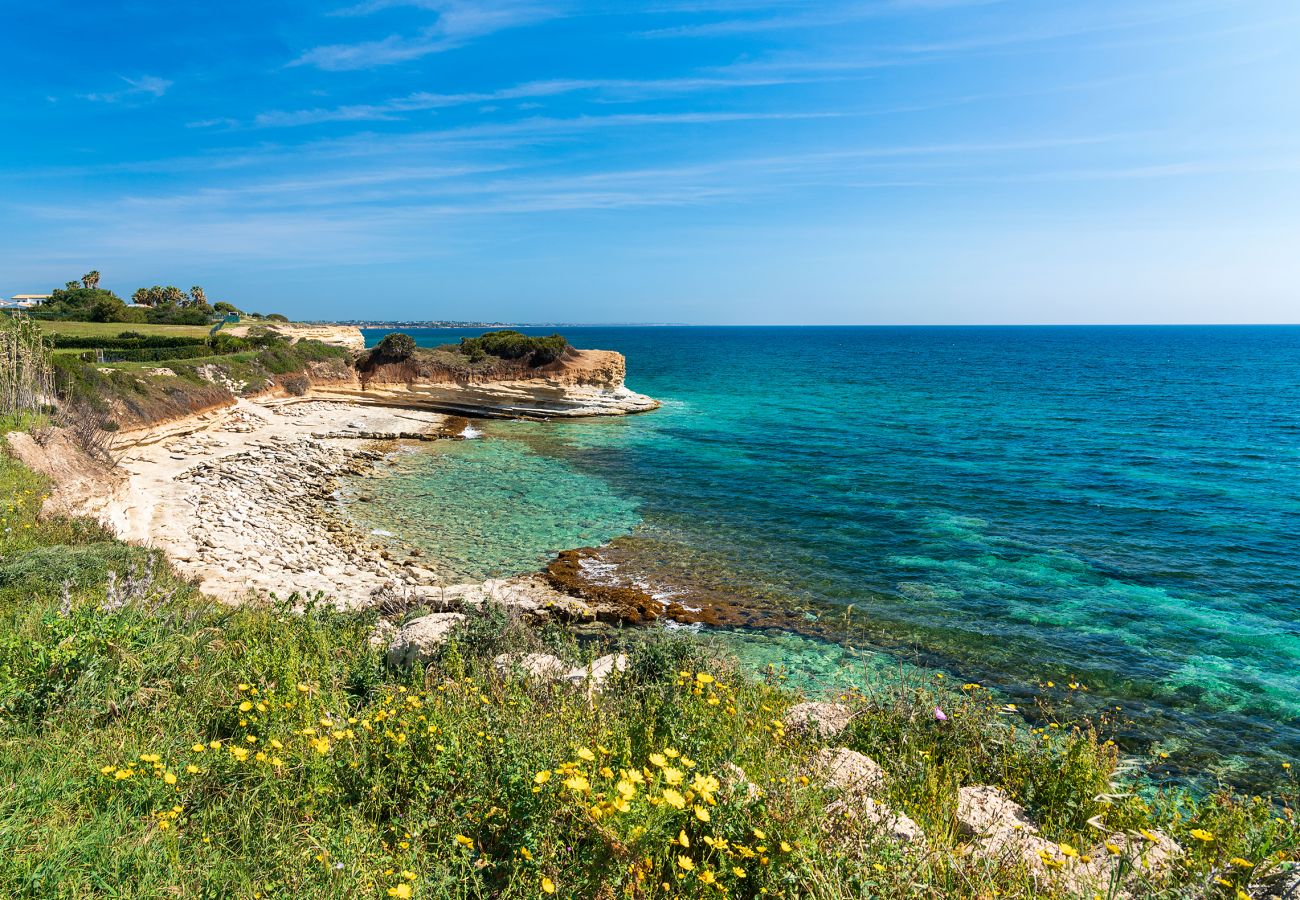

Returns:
1,0,1297,324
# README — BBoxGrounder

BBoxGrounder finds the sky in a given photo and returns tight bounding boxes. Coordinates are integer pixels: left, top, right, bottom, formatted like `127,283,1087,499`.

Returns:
1,0,1298,324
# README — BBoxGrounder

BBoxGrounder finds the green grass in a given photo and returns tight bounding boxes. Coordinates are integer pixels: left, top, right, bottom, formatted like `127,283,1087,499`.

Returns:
35,321,212,339
0,449,1295,899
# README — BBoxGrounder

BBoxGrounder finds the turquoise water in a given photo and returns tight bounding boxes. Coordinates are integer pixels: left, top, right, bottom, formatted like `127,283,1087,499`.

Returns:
356,326,1300,781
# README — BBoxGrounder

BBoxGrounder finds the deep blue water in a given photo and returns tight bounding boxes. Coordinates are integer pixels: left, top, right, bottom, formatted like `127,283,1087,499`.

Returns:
358,326,1300,780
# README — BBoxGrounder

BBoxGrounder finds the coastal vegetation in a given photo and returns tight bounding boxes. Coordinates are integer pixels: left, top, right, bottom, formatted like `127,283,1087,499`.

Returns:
10,271,286,326
459,330,570,366
0,438,1296,897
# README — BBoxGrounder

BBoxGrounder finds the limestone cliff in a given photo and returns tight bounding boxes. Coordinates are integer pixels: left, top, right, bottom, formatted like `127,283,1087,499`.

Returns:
314,348,659,418
225,323,367,352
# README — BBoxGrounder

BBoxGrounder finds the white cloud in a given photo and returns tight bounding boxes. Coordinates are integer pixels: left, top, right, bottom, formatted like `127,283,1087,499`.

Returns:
81,75,173,103
294,1,561,70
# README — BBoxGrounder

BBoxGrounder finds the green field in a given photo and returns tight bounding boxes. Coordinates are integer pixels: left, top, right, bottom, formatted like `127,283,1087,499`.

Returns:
35,320,212,339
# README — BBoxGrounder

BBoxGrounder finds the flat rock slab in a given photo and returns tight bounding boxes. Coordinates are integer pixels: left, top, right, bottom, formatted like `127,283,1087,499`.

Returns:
386,613,465,666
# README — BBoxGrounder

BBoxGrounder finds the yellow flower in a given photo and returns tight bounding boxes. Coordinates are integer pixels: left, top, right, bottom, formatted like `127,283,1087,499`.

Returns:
663,767,684,786
677,856,694,871
616,779,637,799
563,774,591,793
576,748,596,762
1230,857,1254,867
534,770,552,784
186,765,201,774
386,886,412,899
541,876,555,894
519,848,533,861
779,841,792,853
191,744,206,753
678,830,690,847
752,829,766,840
163,771,177,785
1058,842,1079,859
732,867,746,878
158,820,170,831
661,789,686,809
455,835,474,848
1139,828,1160,843
698,870,716,885
1190,829,1214,843
239,701,253,712
1105,842,1121,855
648,753,667,768
694,806,710,823
695,673,715,684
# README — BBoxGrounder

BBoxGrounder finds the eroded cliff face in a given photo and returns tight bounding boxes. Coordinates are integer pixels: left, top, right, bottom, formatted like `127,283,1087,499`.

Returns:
225,323,367,352
316,349,659,418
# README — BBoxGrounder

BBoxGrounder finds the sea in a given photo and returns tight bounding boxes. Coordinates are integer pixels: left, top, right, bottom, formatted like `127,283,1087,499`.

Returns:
344,325,1300,784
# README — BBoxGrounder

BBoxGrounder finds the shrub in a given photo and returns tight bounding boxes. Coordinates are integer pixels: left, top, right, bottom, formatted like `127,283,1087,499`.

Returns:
372,332,417,363
458,330,569,366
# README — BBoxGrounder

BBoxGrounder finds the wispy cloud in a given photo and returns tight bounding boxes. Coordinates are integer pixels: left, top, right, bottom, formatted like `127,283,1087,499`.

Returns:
640,0,1003,38
239,71,856,128
293,0,561,70
80,75,173,104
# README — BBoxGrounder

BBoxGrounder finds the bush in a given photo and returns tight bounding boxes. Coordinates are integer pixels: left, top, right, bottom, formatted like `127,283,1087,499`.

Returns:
372,332,417,363
459,330,569,367
266,313,289,323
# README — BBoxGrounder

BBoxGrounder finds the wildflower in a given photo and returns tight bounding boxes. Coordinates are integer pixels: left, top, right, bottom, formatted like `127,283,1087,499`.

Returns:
690,774,719,802
386,886,412,899
239,701,253,712
186,765,201,774
191,744,206,753
455,835,474,848
677,856,694,871
678,830,690,848
1105,842,1121,855
1230,857,1254,867
1139,829,1160,843
934,706,948,722
698,870,716,885
696,673,715,684
780,841,792,852
752,829,766,840
694,806,710,822
541,876,556,894
576,747,596,762
1058,842,1079,859
1190,829,1214,843
732,867,746,878
663,767,684,786
563,774,591,793
648,753,667,768
519,848,533,861
662,789,686,809
163,771,177,785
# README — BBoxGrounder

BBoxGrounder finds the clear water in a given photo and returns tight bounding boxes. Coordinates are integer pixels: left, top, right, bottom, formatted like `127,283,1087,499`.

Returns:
354,326,1300,781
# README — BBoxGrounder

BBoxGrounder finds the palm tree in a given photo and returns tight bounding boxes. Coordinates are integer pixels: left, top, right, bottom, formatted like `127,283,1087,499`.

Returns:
131,288,151,307
64,281,80,291
190,286,207,307
82,271,101,290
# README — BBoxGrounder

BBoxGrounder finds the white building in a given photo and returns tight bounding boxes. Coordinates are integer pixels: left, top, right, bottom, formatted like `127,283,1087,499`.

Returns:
4,294,51,309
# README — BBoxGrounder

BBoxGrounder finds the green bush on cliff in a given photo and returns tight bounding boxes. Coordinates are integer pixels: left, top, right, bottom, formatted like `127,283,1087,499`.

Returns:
459,330,568,366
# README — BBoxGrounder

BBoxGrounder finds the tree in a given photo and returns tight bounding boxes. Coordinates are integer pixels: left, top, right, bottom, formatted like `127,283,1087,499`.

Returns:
213,301,241,315
82,271,101,290
190,286,206,306
65,281,81,291
131,288,151,306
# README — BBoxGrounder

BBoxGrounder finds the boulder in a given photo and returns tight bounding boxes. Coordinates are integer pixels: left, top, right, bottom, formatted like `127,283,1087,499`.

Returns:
385,613,465,666
493,652,571,680
561,653,629,689
956,785,1038,840
783,702,855,739
719,762,762,803
828,796,925,844
812,747,887,796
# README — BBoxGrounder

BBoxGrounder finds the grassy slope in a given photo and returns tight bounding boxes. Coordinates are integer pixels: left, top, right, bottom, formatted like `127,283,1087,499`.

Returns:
36,321,212,339
0,432,1295,898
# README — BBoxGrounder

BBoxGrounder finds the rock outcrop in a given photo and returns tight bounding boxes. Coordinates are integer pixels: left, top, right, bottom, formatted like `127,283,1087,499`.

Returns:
318,349,658,418
225,323,367,352
386,613,466,666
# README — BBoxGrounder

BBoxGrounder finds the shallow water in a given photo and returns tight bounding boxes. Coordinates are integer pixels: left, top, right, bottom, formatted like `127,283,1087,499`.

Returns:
350,326,1300,781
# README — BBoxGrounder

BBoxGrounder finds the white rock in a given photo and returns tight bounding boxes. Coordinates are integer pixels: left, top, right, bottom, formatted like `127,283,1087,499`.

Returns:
386,613,465,666
783,701,855,739
561,653,629,688
493,652,570,680
812,747,887,795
